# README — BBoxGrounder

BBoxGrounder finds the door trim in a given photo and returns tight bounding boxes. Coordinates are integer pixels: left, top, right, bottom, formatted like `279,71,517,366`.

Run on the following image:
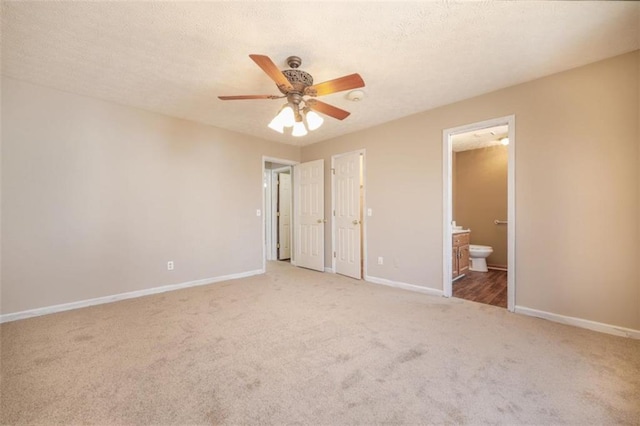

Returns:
272,166,292,261
442,115,516,311
262,156,298,272
331,149,367,278
275,168,292,260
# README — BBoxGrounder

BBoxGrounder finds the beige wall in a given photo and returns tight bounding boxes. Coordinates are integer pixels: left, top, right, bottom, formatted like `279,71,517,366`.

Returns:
302,51,640,330
454,145,508,267
1,77,299,314
2,51,638,332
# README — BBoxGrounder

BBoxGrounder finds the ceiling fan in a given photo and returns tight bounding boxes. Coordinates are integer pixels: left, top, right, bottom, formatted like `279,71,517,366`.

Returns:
218,54,365,136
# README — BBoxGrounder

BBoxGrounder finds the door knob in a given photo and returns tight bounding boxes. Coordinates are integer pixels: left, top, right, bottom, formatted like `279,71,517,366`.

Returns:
352,220,360,225
317,219,326,223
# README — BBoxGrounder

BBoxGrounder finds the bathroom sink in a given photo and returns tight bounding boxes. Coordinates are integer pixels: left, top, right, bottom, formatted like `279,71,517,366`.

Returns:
452,228,470,234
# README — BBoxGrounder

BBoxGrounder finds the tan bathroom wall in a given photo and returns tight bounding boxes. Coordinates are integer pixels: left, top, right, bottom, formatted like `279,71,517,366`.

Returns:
454,146,508,268
302,50,639,330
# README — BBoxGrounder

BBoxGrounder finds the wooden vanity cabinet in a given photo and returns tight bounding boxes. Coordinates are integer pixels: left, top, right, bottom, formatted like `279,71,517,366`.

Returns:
452,232,470,280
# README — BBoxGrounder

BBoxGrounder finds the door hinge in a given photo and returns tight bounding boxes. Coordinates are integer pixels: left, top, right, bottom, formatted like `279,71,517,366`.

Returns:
333,210,335,216
277,211,280,217
331,168,335,175
277,243,280,249
333,251,336,258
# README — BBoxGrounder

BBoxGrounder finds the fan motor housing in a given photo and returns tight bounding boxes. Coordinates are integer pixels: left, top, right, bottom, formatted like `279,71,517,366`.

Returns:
280,69,313,94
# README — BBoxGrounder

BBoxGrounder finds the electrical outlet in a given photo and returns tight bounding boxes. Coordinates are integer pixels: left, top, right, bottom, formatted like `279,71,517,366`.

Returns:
167,261,174,271
377,256,383,265
256,209,261,216
367,208,373,217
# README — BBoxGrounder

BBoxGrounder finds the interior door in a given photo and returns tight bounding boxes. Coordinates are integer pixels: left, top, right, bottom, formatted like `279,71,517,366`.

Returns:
334,152,362,279
277,172,291,260
294,159,325,272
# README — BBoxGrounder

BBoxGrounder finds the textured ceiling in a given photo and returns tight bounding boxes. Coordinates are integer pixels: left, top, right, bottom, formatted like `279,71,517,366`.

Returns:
2,1,638,146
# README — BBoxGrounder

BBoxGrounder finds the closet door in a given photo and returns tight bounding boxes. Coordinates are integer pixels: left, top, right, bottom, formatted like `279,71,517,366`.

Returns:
334,152,362,279
294,160,324,272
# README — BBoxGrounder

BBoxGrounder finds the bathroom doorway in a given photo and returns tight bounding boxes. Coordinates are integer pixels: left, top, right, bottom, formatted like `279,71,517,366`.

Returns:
442,116,515,311
263,157,298,271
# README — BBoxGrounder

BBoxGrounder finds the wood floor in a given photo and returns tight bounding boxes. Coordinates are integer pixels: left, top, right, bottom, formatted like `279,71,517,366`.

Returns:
453,269,507,308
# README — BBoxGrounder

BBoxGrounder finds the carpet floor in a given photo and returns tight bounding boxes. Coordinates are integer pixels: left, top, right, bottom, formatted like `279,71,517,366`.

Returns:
1,261,639,424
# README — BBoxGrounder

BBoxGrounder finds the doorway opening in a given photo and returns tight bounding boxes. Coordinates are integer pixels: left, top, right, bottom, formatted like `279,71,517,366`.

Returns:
262,157,298,271
331,149,366,279
273,166,292,261
442,115,515,311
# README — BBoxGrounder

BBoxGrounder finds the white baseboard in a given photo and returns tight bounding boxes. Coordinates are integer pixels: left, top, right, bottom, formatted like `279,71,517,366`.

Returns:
515,305,640,339
0,269,264,324
324,267,334,273
488,266,508,272
364,275,443,297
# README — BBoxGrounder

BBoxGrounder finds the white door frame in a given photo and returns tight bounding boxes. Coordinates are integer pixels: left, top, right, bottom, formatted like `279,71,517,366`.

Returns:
275,167,292,260
262,156,298,272
442,115,516,311
270,170,278,260
268,167,292,261
331,149,367,278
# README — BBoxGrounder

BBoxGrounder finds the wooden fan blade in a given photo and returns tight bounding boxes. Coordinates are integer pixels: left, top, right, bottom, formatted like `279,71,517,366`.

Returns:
218,95,281,100
306,99,351,120
305,73,364,97
249,54,293,91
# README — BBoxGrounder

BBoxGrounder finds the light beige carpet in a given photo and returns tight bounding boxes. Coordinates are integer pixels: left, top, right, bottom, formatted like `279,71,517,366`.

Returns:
1,261,639,424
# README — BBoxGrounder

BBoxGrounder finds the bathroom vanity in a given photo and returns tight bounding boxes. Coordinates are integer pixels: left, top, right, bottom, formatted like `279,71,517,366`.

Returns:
452,230,470,280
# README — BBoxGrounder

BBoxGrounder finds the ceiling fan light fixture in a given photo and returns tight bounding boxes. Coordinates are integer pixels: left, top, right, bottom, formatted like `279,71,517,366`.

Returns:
223,54,365,137
500,137,509,145
268,116,285,133
292,120,308,137
277,104,296,128
305,109,324,131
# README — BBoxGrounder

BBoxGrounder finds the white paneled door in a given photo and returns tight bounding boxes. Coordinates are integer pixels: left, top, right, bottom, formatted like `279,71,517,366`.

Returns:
334,152,362,279
294,159,325,272
277,172,291,260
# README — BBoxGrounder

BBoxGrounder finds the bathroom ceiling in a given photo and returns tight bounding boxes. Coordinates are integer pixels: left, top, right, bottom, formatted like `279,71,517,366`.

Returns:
452,125,509,152
2,2,638,146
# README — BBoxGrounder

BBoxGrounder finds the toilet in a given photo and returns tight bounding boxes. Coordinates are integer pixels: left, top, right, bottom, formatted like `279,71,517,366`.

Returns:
469,245,493,272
